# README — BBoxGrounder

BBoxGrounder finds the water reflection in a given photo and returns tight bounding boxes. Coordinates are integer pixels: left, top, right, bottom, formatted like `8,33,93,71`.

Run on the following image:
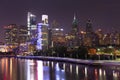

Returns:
0,58,120,80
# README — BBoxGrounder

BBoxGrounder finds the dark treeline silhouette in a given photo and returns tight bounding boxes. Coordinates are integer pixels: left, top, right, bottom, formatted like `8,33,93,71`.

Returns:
34,46,89,59
33,45,116,60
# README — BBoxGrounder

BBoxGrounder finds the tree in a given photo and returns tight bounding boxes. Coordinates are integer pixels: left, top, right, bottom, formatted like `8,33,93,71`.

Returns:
54,46,67,57
77,46,88,59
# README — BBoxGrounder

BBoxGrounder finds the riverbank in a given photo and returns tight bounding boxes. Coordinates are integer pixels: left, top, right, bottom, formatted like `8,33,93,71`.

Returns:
0,55,120,66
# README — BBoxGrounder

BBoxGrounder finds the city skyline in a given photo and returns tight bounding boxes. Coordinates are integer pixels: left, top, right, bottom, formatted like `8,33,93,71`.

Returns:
0,0,120,42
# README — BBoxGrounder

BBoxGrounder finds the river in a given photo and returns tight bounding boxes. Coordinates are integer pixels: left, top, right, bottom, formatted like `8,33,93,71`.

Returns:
0,57,120,80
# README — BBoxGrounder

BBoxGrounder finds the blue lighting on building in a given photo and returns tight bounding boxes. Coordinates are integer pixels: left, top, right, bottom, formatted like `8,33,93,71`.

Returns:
37,23,42,50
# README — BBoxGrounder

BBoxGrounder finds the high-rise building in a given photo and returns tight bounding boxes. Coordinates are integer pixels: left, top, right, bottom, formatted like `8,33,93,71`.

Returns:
27,12,37,41
51,20,65,47
109,31,120,45
72,14,79,36
37,15,49,50
103,33,111,45
4,24,28,46
86,19,93,35
95,29,104,45
85,19,99,46
18,25,28,43
4,24,18,45
71,14,80,47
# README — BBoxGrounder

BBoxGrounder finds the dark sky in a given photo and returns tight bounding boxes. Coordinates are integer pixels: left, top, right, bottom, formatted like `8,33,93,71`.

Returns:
0,0,120,42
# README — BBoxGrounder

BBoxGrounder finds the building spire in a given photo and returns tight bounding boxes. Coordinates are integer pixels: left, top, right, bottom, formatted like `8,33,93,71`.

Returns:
72,13,78,26
74,13,76,20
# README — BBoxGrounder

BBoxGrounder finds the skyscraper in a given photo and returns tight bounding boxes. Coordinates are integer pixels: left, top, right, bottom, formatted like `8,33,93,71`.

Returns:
4,24,18,45
51,20,65,47
84,19,93,46
86,19,93,35
4,24,28,45
27,12,37,41
69,14,80,47
72,14,79,36
85,19,99,46
37,15,49,50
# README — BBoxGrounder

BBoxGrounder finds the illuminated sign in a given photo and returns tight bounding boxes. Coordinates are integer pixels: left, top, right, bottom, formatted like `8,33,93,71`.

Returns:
42,15,48,24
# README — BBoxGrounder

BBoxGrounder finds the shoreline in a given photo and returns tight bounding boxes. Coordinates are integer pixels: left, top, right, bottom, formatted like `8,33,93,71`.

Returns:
0,55,120,66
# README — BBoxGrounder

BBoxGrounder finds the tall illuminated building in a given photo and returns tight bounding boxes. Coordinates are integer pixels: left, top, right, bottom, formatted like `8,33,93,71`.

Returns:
51,20,65,47
27,12,37,41
37,15,49,50
4,24,28,45
4,24,18,45
70,14,80,47
72,14,79,36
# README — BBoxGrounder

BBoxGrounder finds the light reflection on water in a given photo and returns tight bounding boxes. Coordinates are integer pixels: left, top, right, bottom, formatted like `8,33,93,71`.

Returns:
0,58,120,80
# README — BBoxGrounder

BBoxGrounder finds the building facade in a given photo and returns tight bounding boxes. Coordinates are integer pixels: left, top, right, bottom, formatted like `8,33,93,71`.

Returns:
37,15,49,50
27,12,37,41
4,24,28,46
51,20,65,47
70,14,80,47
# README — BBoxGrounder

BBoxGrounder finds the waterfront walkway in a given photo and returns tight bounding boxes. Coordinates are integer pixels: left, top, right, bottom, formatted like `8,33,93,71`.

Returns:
1,55,120,66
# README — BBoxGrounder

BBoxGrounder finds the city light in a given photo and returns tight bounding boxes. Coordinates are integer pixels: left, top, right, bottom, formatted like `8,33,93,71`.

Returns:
42,15,48,24
37,23,42,50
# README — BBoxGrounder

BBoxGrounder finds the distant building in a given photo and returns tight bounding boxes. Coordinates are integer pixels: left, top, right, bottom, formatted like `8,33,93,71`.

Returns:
79,31,86,46
84,19,93,46
103,33,111,45
48,28,52,48
4,24,27,46
65,14,80,48
72,14,79,36
84,19,99,46
27,12,37,41
37,15,49,50
51,20,65,47
70,14,80,47
4,24,17,45
65,33,74,47
114,32,120,45
52,28,65,46
86,19,93,35
95,29,104,45
109,31,120,45
18,25,28,43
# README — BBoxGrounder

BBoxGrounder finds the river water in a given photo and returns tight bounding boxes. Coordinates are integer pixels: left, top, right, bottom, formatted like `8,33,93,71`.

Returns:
0,57,120,80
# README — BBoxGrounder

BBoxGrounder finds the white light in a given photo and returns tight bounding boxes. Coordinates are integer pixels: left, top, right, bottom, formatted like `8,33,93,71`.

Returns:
60,29,63,31
30,14,33,17
42,15,48,24
47,61,50,66
37,61,43,80
52,62,54,68
63,63,65,70
99,69,102,76
27,60,30,80
113,70,118,78
70,64,72,73
76,65,79,75
55,28,59,31
42,15,48,21
27,60,36,80
85,67,87,78
56,63,60,71
103,70,106,76
97,48,100,51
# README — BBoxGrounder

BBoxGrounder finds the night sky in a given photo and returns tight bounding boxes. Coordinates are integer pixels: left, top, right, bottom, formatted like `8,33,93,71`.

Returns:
0,0,120,42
